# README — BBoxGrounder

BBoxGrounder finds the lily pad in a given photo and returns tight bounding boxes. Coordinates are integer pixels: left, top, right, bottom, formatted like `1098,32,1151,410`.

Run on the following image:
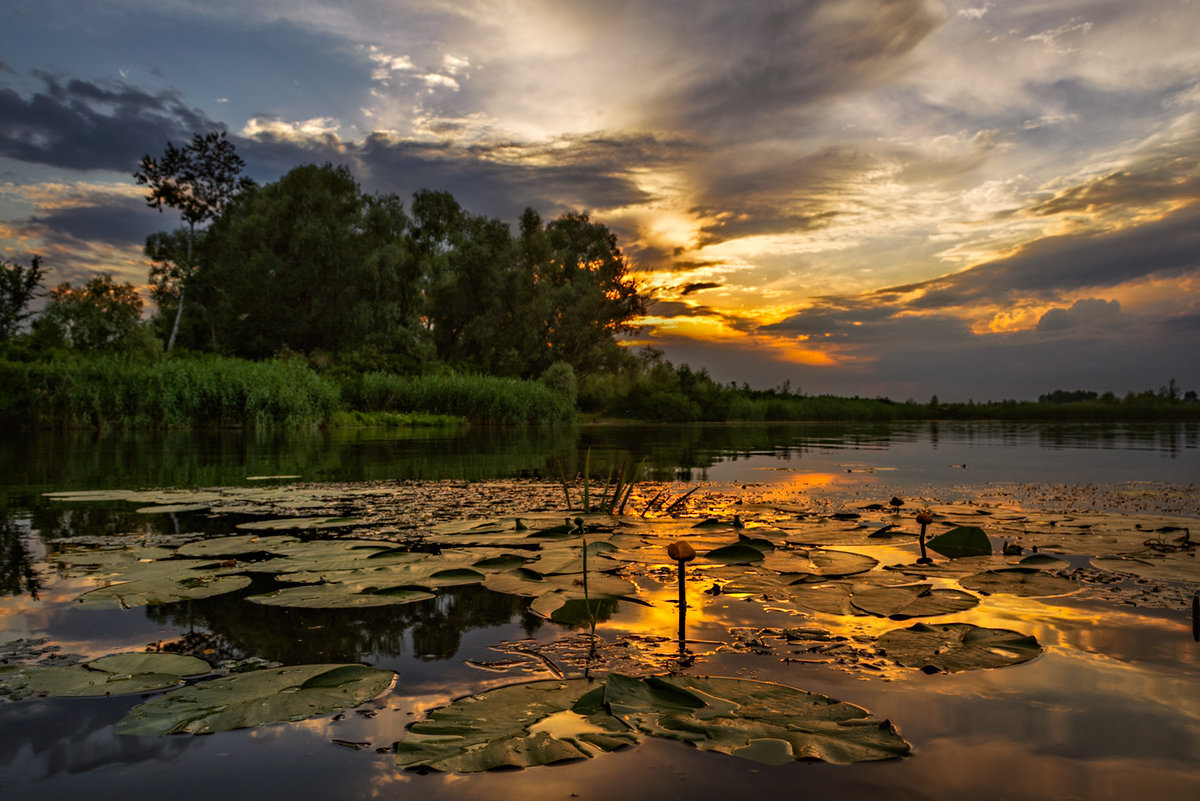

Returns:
74,556,253,609
760,548,878,578
483,568,639,619
116,663,394,735
877,623,1042,673
603,674,910,764
247,581,436,608
703,543,767,564
1090,555,1200,583
959,568,1079,597
0,652,211,700
926,526,992,558
395,679,636,771
846,583,979,619
177,535,300,558
394,674,909,771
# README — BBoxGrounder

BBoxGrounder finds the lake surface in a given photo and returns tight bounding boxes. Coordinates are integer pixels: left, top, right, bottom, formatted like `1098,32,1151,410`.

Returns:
2,422,1198,800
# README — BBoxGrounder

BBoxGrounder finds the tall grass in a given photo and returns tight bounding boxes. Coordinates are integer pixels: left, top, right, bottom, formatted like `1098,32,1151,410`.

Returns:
0,355,340,428
349,371,575,424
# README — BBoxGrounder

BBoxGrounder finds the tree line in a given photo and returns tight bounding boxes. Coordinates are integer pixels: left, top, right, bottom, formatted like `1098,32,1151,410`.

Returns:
3,132,647,385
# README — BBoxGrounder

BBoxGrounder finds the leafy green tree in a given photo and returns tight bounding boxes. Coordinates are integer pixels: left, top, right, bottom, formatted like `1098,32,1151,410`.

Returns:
535,211,646,374
193,163,425,360
36,274,152,352
135,131,254,350
0,255,44,341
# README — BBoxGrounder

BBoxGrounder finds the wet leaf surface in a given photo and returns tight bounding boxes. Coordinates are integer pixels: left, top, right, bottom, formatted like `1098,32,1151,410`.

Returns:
1,652,211,700
877,623,1043,673
394,673,910,771
116,663,394,735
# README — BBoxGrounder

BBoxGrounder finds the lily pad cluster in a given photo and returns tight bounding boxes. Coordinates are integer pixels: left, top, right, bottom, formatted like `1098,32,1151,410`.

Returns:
395,673,911,771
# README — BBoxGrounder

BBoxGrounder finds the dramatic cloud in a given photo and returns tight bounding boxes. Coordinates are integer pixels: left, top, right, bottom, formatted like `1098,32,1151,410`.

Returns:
0,72,215,171
2,0,1199,398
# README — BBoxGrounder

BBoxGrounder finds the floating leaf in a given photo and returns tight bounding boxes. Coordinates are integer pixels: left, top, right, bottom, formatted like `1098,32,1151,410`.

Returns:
177,535,299,557
959,568,1079,597
760,548,878,578
483,568,639,619
395,679,636,772
926,526,992,558
74,557,252,608
116,663,394,735
846,583,978,619
703,543,767,564
877,623,1042,673
247,581,436,608
88,653,211,677
1090,555,1200,583
236,516,365,531
0,652,211,700
603,674,910,764
394,674,909,771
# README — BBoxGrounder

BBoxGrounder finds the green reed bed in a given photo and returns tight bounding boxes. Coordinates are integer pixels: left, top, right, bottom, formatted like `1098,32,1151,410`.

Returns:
350,371,576,424
0,355,340,428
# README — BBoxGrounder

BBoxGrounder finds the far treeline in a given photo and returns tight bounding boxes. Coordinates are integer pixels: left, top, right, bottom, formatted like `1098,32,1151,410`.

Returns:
1,132,1197,428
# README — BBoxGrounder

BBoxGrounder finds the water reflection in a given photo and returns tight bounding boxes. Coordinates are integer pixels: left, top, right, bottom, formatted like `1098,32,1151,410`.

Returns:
143,584,542,665
0,510,40,598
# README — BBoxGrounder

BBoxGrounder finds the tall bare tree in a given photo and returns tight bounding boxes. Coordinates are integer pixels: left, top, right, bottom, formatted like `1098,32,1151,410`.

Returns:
135,131,254,350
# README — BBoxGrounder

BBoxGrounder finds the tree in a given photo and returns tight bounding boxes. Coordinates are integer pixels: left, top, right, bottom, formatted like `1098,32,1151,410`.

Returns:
0,255,44,341
135,131,254,350
193,163,424,360
37,274,149,352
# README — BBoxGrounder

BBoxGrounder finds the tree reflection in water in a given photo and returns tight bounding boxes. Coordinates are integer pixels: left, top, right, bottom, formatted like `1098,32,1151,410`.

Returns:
143,582,552,665
0,510,40,598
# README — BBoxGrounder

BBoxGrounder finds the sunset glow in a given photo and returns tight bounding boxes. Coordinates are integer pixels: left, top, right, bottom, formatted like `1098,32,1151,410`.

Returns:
2,0,1198,398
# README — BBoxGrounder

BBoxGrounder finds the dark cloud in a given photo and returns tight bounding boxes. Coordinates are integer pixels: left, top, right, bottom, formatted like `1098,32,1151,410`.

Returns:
680,282,722,295
654,0,941,135
27,197,165,248
901,201,1200,310
1036,297,1121,332
1030,165,1200,218
0,71,217,172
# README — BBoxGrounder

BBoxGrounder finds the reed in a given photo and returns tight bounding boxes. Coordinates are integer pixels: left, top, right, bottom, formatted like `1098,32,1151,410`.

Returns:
1,354,339,429
351,371,575,424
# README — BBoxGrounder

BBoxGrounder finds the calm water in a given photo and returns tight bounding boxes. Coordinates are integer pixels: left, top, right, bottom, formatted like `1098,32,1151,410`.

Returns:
1,422,1198,800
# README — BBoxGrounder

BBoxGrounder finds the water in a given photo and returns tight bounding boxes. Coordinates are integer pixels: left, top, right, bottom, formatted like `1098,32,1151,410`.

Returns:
1,422,1198,800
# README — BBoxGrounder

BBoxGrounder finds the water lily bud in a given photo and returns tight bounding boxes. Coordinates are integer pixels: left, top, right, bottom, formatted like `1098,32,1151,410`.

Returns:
915,511,934,526
667,541,696,563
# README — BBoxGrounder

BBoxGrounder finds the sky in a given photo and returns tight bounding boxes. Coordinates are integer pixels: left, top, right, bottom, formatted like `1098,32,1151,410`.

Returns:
2,0,1199,401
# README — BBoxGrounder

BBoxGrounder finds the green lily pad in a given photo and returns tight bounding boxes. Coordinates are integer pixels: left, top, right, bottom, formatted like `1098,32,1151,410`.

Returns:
760,548,878,578
75,557,253,608
395,679,636,772
926,526,992,558
0,652,211,700
247,581,436,608
116,663,394,735
959,568,1079,597
877,623,1042,673
177,535,300,557
483,568,639,619
394,674,909,771
846,584,979,619
775,582,977,619
703,543,767,564
88,653,211,677
235,516,365,531
603,674,911,764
